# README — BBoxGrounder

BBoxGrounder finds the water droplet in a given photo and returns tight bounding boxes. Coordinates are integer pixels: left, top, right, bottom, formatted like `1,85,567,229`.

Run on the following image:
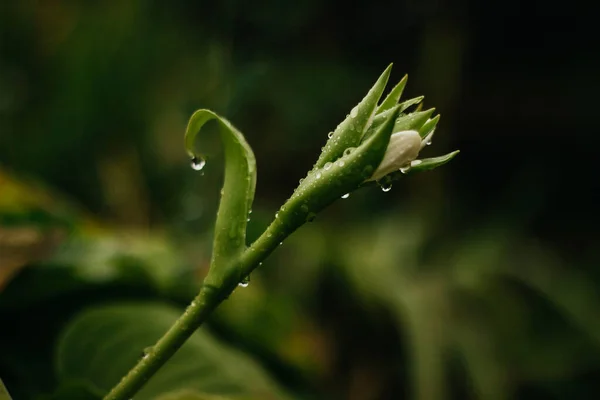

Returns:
343,147,356,157
191,156,206,171
247,218,251,222
411,160,422,167
316,172,322,179
400,165,411,174
324,162,333,170
279,241,283,245
327,131,334,139
350,106,358,118
306,212,317,222
249,209,253,214
238,275,250,288
341,193,350,199
426,140,432,146
299,178,304,184
380,182,392,192
338,160,345,167
275,212,279,218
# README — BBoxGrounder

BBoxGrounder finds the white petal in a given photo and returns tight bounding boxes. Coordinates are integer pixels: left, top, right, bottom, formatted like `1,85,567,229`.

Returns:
367,130,422,181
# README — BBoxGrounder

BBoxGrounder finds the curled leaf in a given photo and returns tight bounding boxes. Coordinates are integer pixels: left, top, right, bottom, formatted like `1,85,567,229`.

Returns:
184,110,256,284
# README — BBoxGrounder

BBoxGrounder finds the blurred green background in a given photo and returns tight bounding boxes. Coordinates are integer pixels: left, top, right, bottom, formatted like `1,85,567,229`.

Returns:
1,1,598,399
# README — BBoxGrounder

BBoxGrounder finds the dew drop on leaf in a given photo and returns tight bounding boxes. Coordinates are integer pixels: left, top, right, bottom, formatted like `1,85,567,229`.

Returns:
350,106,358,118
343,147,356,157
328,131,334,139
324,162,333,170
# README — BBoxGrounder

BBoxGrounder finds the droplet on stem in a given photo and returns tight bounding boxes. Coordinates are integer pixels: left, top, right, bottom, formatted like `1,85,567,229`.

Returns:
238,275,250,288
341,193,350,199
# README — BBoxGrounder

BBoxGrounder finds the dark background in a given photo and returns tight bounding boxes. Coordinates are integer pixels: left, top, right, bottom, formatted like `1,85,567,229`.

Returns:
1,1,599,399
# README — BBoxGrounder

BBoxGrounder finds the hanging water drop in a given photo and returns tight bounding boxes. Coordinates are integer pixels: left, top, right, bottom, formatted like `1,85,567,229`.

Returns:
341,193,350,199
350,106,358,118
380,182,392,192
400,165,411,174
238,275,250,288
426,140,432,146
191,156,206,171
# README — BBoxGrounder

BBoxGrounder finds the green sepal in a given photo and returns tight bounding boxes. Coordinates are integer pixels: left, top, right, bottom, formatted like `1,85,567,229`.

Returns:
278,106,400,232
398,96,424,113
313,64,392,169
418,114,440,139
393,108,435,133
376,75,407,114
184,110,256,284
361,107,399,142
408,151,460,173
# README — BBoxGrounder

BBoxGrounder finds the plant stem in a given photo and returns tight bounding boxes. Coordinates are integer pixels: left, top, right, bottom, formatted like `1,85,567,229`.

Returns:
103,218,292,400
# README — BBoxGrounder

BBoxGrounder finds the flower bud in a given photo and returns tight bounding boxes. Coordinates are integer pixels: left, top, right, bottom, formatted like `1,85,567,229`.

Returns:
367,130,422,181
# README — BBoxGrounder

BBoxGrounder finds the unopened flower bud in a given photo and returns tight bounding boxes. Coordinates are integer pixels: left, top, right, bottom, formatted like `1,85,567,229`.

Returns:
367,130,422,181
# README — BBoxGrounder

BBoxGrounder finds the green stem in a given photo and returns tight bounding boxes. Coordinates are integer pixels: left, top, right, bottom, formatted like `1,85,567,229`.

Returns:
103,218,293,400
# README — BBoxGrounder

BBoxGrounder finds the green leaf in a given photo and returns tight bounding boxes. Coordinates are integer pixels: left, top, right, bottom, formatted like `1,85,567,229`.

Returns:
0,378,13,400
56,303,292,400
375,75,407,114
184,110,256,283
313,64,392,169
277,106,399,231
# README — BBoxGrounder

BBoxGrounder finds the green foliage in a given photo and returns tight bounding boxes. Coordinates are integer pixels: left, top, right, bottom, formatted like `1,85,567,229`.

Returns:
0,378,13,400
56,303,291,400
